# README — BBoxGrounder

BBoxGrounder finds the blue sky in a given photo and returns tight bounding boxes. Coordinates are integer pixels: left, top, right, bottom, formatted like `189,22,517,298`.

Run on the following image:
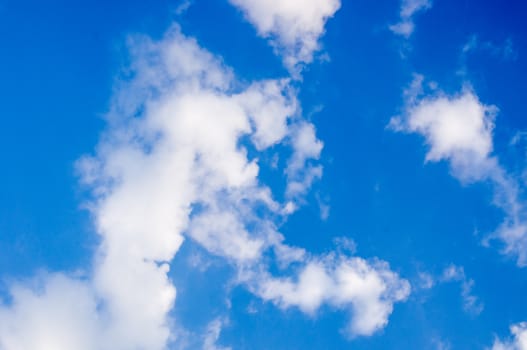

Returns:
1,0,527,349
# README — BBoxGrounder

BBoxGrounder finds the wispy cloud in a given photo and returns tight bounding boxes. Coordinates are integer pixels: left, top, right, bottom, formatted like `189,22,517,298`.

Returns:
390,0,432,38
415,264,483,316
440,265,483,315
458,35,518,76
174,0,193,15
462,35,518,61
203,318,232,350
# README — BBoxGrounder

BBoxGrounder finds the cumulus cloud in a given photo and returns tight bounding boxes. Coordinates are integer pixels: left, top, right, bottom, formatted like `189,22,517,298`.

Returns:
390,75,527,267
228,0,341,72
389,76,497,182
251,256,410,337
0,25,299,350
0,274,99,350
390,0,432,38
0,22,409,348
491,323,527,350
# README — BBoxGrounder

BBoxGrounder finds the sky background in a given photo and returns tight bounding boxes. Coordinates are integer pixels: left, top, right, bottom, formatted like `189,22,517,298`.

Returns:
1,0,527,349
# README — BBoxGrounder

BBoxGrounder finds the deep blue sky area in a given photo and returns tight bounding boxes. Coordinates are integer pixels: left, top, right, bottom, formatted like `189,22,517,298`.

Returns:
1,0,527,349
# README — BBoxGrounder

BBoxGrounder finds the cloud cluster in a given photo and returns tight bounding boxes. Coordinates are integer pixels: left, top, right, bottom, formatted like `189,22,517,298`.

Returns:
390,0,432,38
228,0,341,72
390,75,527,266
0,23,409,349
491,323,527,350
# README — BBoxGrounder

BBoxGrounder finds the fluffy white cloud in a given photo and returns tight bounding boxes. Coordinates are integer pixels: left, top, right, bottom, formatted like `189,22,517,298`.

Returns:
390,0,432,38
390,79,497,182
0,24,311,350
0,20,408,349
84,23,329,344
237,80,297,150
0,274,99,350
491,323,527,350
391,75,527,266
252,256,410,337
228,0,341,71
405,93,493,164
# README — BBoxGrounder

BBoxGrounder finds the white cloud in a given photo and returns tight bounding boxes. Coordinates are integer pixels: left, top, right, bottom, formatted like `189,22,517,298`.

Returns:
390,0,432,38
251,256,411,337
0,25,309,350
440,264,465,281
0,274,99,350
390,82,496,182
440,265,483,315
414,265,483,316
203,318,231,350
286,121,324,200
174,0,193,15
237,80,297,150
417,271,435,289
228,0,341,72
391,75,527,267
333,236,358,255
188,209,264,262
0,21,409,348
491,323,527,350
